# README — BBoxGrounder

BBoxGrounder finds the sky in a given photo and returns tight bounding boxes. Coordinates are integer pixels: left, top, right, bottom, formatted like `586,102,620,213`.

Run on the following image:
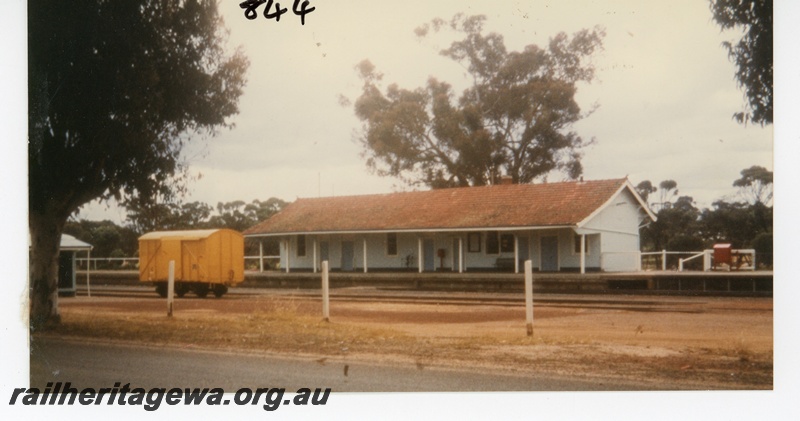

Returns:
71,0,774,223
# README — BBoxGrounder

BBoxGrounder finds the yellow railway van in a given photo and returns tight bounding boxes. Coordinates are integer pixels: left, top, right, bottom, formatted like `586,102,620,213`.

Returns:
138,229,244,298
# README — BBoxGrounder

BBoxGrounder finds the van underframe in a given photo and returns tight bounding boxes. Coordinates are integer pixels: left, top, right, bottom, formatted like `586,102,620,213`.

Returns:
150,281,229,298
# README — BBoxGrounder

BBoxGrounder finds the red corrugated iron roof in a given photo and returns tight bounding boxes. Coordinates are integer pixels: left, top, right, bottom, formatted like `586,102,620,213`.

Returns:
244,178,635,235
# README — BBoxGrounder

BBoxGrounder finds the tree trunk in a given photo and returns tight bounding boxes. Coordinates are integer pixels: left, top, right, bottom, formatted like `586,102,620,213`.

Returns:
29,210,67,331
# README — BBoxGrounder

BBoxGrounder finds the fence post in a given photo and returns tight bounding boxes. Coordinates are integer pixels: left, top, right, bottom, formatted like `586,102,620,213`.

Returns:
322,260,330,322
525,260,533,337
167,260,175,317
259,241,264,272
86,250,92,298
662,250,667,271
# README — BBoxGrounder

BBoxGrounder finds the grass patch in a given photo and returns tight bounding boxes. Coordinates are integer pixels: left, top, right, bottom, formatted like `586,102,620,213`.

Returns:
48,307,421,357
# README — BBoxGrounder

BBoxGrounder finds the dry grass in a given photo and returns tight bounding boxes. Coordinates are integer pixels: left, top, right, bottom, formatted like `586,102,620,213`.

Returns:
37,294,773,390
52,302,417,358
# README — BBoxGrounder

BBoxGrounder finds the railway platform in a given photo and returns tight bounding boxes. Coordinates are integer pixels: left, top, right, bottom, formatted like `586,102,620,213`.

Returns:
77,269,773,297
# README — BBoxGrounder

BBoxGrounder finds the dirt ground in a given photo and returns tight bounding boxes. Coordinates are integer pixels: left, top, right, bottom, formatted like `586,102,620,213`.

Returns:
47,290,773,390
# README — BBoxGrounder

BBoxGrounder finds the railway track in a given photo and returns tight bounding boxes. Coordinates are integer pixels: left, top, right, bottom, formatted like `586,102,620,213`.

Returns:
68,285,759,314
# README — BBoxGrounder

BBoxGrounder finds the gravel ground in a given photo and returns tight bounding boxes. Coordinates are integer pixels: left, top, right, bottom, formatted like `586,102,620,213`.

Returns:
49,288,773,390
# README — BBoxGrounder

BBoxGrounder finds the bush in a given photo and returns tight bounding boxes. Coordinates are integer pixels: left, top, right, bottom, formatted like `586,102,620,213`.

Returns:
666,235,705,270
751,232,773,268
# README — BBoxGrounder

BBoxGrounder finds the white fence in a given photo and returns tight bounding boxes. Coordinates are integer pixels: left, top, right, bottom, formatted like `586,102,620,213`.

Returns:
604,249,757,272
76,257,139,270
676,249,756,272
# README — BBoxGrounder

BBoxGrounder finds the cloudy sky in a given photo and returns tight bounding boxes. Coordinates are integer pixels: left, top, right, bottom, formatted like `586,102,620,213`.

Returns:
72,0,773,223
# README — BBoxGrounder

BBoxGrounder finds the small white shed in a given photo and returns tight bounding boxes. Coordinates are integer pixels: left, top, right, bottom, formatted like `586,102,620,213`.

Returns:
57,234,93,296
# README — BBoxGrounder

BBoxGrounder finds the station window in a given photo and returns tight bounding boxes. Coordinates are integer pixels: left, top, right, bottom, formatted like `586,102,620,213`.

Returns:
387,233,398,256
297,235,306,257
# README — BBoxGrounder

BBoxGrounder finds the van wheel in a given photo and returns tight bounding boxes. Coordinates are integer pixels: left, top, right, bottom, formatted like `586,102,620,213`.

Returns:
176,283,189,298
155,284,167,298
213,285,228,298
194,284,210,298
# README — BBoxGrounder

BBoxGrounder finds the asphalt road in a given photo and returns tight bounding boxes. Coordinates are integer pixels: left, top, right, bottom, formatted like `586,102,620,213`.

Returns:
30,336,641,392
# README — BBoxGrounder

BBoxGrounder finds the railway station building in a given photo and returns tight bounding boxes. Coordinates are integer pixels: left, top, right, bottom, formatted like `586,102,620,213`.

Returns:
243,178,656,274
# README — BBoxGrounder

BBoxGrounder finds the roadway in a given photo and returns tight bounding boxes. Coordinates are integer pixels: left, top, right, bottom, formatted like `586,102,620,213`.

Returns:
30,336,647,392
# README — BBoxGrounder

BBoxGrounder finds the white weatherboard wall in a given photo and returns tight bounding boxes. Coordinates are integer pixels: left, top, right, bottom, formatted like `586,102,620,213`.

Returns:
577,188,644,272
558,231,601,270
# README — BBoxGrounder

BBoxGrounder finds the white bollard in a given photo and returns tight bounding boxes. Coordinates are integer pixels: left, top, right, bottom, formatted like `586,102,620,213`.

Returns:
167,260,175,317
525,260,533,337
322,260,330,322
86,250,92,298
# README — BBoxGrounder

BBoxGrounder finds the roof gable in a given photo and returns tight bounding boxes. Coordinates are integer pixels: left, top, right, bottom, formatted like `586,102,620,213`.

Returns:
244,178,640,236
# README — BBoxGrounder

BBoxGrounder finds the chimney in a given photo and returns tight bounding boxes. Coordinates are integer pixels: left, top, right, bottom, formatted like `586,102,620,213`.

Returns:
499,175,514,185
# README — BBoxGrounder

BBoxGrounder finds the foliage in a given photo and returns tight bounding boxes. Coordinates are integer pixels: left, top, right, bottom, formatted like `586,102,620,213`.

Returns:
351,14,604,188
667,235,706,253
638,166,772,256
63,219,139,257
699,200,771,248
63,197,287,267
751,232,773,267
635,180,657,204
641,195,701,252
125,198,288,233
125,200,215,233
666,234,707,269
28,0,248,329
733,165,773,205
208,198,289,232
655,180,678,210
710,0,773,125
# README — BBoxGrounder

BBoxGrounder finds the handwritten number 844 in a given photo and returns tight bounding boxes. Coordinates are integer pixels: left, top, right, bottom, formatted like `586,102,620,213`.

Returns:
240,0,315,25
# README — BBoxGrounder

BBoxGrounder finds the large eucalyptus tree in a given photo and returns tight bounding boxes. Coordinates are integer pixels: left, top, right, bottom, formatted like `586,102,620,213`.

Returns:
28,0,248,329
352,14,604,188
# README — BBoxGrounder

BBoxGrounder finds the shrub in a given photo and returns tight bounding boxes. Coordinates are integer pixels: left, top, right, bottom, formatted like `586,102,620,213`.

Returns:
751,232,773,268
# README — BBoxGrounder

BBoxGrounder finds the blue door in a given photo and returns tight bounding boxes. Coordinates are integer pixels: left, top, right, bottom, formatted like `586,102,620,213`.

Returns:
423,239,435,271
540,236,559,272
341,241,354,271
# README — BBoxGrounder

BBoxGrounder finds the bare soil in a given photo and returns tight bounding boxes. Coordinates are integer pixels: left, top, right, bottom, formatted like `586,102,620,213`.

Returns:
40,290,773,390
